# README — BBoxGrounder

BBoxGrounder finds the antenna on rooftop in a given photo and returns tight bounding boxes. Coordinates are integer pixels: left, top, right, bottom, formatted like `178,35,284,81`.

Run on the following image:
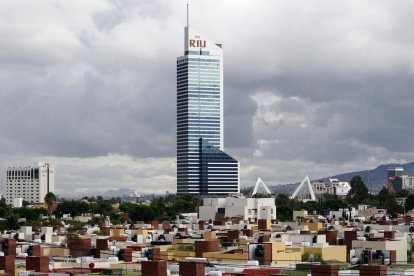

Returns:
186,3,189,27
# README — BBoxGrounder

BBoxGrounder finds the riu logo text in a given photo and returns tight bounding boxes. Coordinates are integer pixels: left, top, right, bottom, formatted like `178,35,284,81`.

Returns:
189,39,206,48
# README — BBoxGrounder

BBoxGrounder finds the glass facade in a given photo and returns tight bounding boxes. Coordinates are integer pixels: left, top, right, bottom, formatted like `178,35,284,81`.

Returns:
177,27,239,196
387,167,404,192
200,139,239,195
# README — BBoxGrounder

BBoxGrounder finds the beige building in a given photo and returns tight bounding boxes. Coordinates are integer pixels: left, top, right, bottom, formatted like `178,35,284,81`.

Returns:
290,245,347,263
352,238,407,263
312,178,350,197
199,195,276,221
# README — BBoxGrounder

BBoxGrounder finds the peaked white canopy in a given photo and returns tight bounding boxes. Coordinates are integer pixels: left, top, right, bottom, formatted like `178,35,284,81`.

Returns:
251,177,272,196
290,175,316,201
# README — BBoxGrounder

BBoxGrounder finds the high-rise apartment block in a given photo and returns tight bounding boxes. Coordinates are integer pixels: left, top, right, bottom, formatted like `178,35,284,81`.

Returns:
6,162,55,204
176,21,239,196
387,167,404,193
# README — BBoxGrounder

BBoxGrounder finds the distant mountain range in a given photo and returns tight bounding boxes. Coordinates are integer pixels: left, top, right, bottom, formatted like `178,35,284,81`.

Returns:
100,188,158,201
270,161,414,195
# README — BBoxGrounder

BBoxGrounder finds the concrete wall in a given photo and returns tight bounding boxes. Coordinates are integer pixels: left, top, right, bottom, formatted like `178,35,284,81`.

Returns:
288,234,326,245
198,206,217,221
41,247,70,257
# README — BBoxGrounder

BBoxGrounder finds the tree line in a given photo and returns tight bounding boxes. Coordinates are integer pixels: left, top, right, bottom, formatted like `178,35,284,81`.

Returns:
0,193,200,231
2,176,413,230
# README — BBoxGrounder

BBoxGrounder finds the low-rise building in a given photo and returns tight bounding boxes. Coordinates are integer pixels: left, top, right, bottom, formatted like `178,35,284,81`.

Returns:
352,237,407,263
312,178,351,197
198,194,276,221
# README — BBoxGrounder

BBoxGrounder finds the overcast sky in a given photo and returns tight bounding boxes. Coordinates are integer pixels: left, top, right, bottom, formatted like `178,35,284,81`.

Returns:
1,0,414,197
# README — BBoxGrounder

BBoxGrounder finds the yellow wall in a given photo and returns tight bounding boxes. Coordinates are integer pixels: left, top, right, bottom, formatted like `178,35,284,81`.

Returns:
173,238,195,244
303,246,347,263
54,261,113,269
301,222,322,232
204,231,217,241
42,247,71,257
112,229,125,236
203,252,248,263
289,247,304,254
271,242,286,252
273,251,302,265
136,229,148,236
270,242,301,265
293,210,308,218
289,245,346,263
160,251,195,261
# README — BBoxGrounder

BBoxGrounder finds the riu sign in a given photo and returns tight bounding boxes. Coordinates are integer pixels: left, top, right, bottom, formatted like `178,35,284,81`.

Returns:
189,39,206,48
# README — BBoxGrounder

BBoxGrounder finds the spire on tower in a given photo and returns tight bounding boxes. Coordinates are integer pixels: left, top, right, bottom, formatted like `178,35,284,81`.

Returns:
187,3,189,27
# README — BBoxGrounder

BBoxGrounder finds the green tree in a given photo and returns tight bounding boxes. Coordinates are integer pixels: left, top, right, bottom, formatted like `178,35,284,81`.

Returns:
89,216,104,225
67,221,85,232
396,189,410,198
129,205,156,222
55,200,89,217
150,198,166,218
275,194,291,206
363,193,380,207
13,207,47,221
5,213,19,230
377,187,389,207
384,196,404,215
277,205,293,221
297,201,320,214
406,194,414,212
91,201,113,216
322,197,348,213
346,176,369,205
44,192,56,212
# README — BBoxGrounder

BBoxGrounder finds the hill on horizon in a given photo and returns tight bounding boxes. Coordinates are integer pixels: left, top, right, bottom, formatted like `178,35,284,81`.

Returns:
269,161,414,195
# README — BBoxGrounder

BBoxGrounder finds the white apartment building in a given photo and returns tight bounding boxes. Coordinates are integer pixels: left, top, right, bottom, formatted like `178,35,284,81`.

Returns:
198,194,276,221
6,162,55,205
312,178,351,197
402,176,414,192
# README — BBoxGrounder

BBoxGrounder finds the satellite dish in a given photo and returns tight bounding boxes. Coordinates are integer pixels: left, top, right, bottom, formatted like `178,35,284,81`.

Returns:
254,245,264,257
383,257,390,265
350,256,359,265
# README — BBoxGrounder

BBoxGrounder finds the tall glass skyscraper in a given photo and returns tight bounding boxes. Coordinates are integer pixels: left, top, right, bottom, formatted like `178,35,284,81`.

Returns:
177,24,239,196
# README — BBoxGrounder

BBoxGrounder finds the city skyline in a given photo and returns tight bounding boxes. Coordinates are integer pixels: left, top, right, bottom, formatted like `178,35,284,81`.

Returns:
1,1,414,197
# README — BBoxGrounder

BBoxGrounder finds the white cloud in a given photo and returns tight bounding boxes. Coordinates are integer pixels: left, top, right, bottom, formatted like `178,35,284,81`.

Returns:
0,154,176,197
